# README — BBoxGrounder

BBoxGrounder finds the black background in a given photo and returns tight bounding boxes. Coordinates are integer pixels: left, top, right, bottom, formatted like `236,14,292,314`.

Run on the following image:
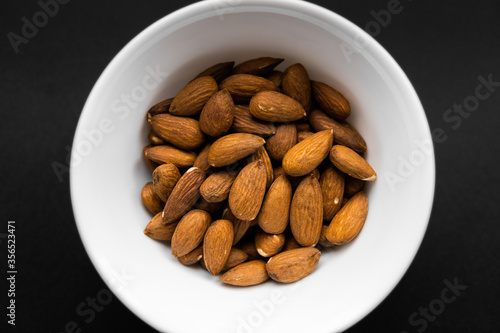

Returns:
1,0,499,332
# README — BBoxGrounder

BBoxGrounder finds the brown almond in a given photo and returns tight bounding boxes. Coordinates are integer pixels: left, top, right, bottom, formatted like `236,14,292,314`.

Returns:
171,209,212,257
208,133,265,167
290,175,323,247
147,97,173,118
200,171,238,203
282,129,334,177
266,248,321,283
203,219,234,276
219,260,269,286
170,76,218,116
257,175,292,234
319,225,335,248
220,74,278,103
222,248,249,271
295,123,311,132
320,166,345,221
162,167,206,224
141,182,164,215
239,240,261,260
222,208,252,245
273,166,286,180
283,235,301,251
283,63,312,112
297,131,314,142
178,244,203,266
195,196,225,214
266,124,297,161
311,81,351,120
148,114,205,150
344,175,366,197
152,164,181,202
193,61,235,83
143,144,159,172
199,89,235,137
232,57,284,77
193,143,212,174
255,231,286,257
267,70,283,88
249,146,274,188
325,191,368,245
249,91,307,122
231,105,276,137
309,109,367,153
228,160,267,221
144,212,178,241
148,130,165,145
145,145,197,169
329,145,376,181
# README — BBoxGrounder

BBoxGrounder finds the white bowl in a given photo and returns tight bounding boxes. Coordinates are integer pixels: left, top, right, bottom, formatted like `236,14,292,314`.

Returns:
71,1,435,332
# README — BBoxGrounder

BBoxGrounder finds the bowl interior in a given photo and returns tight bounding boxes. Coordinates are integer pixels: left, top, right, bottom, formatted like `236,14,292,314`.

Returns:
71,1,435,332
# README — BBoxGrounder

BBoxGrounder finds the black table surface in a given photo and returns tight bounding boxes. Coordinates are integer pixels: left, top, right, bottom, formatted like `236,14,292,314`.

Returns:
2,0,499,332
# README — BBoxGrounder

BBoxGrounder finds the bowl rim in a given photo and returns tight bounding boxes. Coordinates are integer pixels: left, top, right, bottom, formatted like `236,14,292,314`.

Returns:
71,0,436,332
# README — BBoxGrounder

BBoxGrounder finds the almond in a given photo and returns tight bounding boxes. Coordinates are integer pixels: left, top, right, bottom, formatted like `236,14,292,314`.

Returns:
228,160,267,221
178,244,203,266
295,122,311,132
267,70,283,88
222,248,249,271
257,175,292,234
309,109,366,153
249,91,307,122
319,225,335,248
148,114,205,150
200,170,238,203
266,124,297,161
195,196,225,214
199,89,235,137
222,208,252,245
203,219,234,276
208,133,265,167
290,175,323,247
239,240,261,260
283,63,312,112
325,191,368,245
148,130,165,145
344,175,366,197
170,76,218,116
329,145,376,181
219,260,269,286
255,230,286,257
283,235,301,251
232,57,284,77
171,209,212,257
144,212,178,241
320,166,345,221
311,81,351,120
282,129,334,177
162,167,206,224
249,146,274,188
152,164,181,202
193,61,235,83
220,74,278,103
141,182,164,215
193,143,212,174
147,97,173,118
297,131,314,142
266,248,321,283
231,105,276,137
145,145,197,169
143,144,159,172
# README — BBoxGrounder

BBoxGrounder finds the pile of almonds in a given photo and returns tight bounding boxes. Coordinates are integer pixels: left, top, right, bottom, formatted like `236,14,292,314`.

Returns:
141,57,376,286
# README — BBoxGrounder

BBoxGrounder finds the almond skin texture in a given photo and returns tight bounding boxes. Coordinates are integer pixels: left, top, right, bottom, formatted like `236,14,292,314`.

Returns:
249,91,307,122
249,146,274,188
266,124,297,161
145,145,197,169
171,210,212,257
152,164,181,202
267,70,283,88
283,63,312,112
199,89,235,137
195,196,224,214
295,123,311,132
319,226,335,248
222,248,249,271
200,171,238,203
148,130,165,145
203,219,234,276
208,133,265,167
255,231,286,257
178,244,203,266
325,191,368,245
193,61,235,83
222,208,252,245
320,166,345,221
282,129,334,177
147,97,173,118
257,175,292,234
170,76,218,116
309,109,367,153
311,81,351,120
143,144,159,172
231,57,284,77
193,143,212,174
141,182,164,215
290,175,323,247
239,240,261,260
144,213,178,241
266,248,321,283
231,105,276,137
297,131,314,142
162,167,206,224
219,260,269,286
329,145,377,181
148,114,205,150
344,175,366,197
220,74,278,103
283,235,301,252
229,160,267,221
